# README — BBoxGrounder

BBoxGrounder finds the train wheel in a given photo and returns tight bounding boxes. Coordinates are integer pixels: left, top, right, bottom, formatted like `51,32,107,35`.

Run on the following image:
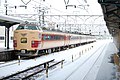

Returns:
48,49,52,54
57,47,60,52
55,48,59,52
43,50,47,54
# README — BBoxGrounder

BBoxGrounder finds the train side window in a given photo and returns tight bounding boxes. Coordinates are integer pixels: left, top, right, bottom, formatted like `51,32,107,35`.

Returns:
43,35,47,40
54,35,60,40
43,35,51,40
59,36,64,40
43,35,64,41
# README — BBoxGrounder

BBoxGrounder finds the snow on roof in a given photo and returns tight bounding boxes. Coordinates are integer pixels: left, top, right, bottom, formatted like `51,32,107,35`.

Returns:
0,14,24,24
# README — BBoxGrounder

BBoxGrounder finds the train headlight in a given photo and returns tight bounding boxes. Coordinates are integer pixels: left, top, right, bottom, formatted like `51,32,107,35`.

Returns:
31,41,34,44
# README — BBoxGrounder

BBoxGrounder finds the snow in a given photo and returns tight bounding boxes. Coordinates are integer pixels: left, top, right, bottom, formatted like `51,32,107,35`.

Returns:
95,42,117,80
46,40,109,80
0,14,24,23
0,39,117,80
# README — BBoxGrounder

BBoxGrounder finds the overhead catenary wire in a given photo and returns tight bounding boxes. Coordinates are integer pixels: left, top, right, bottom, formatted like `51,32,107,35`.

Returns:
2,0,90,22
21,0,32,5
2,0,89,16
32,0,72,15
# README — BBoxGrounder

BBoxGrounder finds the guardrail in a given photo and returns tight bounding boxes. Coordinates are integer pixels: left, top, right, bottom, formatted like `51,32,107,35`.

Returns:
1,59,65,80
1,59,55,80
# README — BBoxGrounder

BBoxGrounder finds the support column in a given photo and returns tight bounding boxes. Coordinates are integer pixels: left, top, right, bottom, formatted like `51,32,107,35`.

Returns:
6,27,10,49
5,27,6,47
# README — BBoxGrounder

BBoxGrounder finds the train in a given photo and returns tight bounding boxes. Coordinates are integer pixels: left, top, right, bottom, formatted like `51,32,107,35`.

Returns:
13,22,96,57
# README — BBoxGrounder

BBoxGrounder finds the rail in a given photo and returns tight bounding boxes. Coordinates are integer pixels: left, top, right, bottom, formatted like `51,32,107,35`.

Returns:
64,42,108,80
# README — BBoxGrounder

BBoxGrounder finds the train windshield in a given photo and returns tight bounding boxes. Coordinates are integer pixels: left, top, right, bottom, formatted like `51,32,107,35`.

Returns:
16,24,41,30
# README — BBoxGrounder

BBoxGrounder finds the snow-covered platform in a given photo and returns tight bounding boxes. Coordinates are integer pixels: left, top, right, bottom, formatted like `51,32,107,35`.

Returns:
0,40,117,80
0,48,13,52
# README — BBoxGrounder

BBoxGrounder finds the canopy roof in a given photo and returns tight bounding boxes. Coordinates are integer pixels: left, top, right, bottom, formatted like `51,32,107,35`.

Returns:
98,0,120,35
0,15,24,28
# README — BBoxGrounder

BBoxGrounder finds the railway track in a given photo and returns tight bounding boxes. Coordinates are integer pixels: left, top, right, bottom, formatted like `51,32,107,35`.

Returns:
0,59,64,80
82,43,108,80
64,42,108,80
0,42,96,80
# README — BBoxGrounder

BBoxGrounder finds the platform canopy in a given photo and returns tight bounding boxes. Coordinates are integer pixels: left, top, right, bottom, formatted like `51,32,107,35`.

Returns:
0,15,24,49
0,14,24,28
98,0,120,36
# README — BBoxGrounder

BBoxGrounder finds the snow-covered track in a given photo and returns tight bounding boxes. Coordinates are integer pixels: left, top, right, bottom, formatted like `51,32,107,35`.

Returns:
65,42,108,80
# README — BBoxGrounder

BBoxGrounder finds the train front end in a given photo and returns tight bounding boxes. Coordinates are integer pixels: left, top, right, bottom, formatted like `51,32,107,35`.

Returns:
13,23,42,56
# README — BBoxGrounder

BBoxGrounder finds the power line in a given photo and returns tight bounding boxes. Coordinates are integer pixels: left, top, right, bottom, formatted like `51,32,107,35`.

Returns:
32,0,72,14
21,0,32,5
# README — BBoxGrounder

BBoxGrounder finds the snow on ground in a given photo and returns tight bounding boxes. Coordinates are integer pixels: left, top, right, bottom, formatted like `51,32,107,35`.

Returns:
45,40,109,80
96,42,117,80
0,39,116,80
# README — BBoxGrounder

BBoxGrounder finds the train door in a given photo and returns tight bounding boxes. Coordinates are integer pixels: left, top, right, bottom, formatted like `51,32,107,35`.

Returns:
37,32,42,50
64,34,69,46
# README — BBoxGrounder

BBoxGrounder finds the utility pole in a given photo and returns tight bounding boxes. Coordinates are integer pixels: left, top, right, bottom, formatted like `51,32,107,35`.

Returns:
42,8,45,26
5,0,7,15
37,6,48,27
38,5,41,26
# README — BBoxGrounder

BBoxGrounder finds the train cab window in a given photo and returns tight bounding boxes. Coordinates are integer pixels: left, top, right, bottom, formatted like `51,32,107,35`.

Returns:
16,24,40,30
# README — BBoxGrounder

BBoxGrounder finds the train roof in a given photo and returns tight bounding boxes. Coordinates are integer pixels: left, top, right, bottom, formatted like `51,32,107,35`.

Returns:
18,22,95,36
41,27,95,36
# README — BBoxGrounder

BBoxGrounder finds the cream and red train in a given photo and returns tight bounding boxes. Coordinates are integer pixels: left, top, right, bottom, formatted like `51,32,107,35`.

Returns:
13,23,96,56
